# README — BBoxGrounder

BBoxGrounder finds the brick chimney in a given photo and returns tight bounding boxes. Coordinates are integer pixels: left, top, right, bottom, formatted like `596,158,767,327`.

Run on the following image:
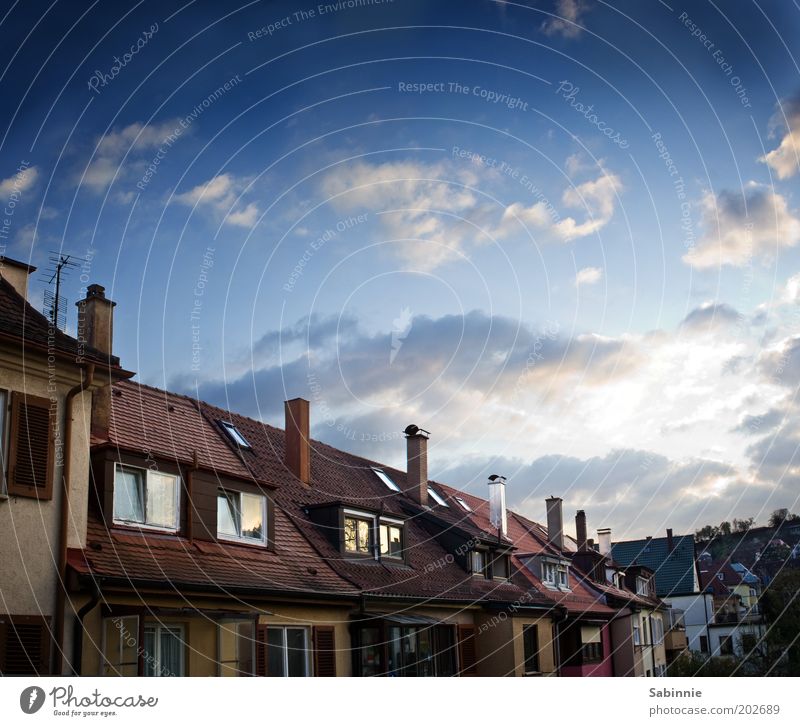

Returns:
546,496,564,551
575,510,588,551
667,528,674,552
404,424,428,506
597,527,612,557
285,398,311,485
76,284,116,437
0,256,36,300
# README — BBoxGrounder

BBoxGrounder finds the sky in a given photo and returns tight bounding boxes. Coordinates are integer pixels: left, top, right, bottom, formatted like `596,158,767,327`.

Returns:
2,0,800,540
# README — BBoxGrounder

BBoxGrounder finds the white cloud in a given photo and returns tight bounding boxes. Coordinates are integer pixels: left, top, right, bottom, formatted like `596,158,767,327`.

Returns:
540,0,590,39
176,173,261,229
760,98,800,179
0,166,38,197
683,183,800,269
575,266,602,286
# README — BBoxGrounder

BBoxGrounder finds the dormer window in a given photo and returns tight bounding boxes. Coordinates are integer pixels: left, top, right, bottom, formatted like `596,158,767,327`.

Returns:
542,559,569,589
427,487,448,507
217,489,267,545
492,553,510,580
379,519,404,559
636,576,651,596
344,514,373,555
113,463,179,532
372,467,400,492
219,421,251,449
471,550,486,576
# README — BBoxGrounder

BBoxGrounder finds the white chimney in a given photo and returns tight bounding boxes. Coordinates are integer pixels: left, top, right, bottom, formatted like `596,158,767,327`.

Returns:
597,527,612,556
488,475,507,537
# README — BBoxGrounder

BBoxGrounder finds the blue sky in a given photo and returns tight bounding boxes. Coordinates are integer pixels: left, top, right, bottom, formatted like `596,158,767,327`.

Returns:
3,0,800,538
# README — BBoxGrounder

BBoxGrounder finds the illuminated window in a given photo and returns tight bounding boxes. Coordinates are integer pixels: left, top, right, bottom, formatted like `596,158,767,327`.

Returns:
217,490,267,544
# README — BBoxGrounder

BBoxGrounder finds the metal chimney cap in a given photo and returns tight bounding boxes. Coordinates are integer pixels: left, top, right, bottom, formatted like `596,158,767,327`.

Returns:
404,424,429,438
488,474,506,483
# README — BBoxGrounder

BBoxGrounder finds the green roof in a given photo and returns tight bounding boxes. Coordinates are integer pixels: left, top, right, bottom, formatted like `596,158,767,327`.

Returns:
611,535,698,596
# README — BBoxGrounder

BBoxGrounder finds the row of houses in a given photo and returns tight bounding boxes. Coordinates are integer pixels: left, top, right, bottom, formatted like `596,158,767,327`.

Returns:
0,256,753,677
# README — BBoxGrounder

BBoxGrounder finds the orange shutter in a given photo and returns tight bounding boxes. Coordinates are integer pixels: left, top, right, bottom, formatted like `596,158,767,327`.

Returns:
313,626,336,677
457,624,478,676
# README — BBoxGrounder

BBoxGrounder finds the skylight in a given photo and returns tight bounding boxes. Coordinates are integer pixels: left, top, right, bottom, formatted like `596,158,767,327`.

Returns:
372,467,400,492
455,496,472,512
427,487,448,507
219,420,251,449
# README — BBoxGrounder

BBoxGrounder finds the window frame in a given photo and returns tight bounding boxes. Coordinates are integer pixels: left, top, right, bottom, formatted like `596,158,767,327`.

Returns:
343,510,376,557
112,462,180,532
218,420,252,449
492,552,510,580
142,623,185,677
265,626,310,677
522,624,540,675
541,558,570,590
372,467,400,492
378,517,404,560
633,623,641,646
218,619,256,676
454,496,472,512
470,549,487,577
217,488,268,546
427,487,448,507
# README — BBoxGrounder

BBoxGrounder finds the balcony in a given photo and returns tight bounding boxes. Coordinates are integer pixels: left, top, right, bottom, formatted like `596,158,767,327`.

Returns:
664,629,688,652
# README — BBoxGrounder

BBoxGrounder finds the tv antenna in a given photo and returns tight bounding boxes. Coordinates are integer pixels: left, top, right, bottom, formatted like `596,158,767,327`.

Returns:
40,253,78,331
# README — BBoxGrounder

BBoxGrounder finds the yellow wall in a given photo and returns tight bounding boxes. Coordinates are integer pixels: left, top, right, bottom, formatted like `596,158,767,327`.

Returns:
474,612,555,677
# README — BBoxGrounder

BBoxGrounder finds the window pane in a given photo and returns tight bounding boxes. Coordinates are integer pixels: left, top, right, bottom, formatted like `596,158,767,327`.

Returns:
159,627,183,676
217,491,239,537
143,627,156,677
344,518,357,552
146,472,177,528
357,520,370,552
286,628,307,676
387,626,403,675
240,493,265,541
380,524,402,557
114,467,145,523
267,628,285,677
523,625,539,673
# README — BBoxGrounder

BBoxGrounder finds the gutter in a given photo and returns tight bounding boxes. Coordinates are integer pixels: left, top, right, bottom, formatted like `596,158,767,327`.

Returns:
53,363,94,675
72,578,102,676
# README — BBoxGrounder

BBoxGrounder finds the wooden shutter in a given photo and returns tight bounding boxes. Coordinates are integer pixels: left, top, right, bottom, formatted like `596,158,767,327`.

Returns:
0,615,51,675
7,392,54,499
457,624,477,676
255,624,268,676
313,625,336,677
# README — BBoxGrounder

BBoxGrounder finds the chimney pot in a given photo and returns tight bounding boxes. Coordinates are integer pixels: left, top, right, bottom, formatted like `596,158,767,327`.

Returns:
285,398,311,485
575,509,588,551
404,425,429,506
546,496,564,552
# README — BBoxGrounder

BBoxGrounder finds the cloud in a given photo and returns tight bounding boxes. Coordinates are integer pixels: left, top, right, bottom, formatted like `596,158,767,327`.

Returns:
680,302,741,332
81,120,181,193
175,173,261,229
760,96,800,179
575,266,602,287
683,184,800,268
540,0,590,39
0,166,38,197
497,171,621,242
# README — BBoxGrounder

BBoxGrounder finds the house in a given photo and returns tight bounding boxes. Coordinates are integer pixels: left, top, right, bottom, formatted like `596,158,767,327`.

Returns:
611,531,712,658
0,258,132,675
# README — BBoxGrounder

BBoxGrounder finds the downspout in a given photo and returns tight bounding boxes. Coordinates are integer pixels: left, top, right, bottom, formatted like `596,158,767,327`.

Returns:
54,363,95,675
72,579,102,676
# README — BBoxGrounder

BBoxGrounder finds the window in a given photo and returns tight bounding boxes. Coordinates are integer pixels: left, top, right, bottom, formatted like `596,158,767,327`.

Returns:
699,635,708,653
719,635,734,656
379,520,403,559
471,550,486,576
218,620,254,676
266,627,309,677
651,616,664,644
633,624,641,646
143,624,184,677
542,560,569,589
522,625,540,674
455,496,472,512
219,420,251,449
582,641,603,663
427,487,448,506
636,576,650,596
372,467,400,492
217,489,266,544
344,515,373,555
717,573,724,581
492,553,510,580
113,464,179,531
385,625,457,677
101,616,139,676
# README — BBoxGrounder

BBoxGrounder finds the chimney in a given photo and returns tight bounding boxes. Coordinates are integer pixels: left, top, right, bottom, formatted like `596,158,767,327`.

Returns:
404,424,428,506
285,398,311,484
667,528,675,553
0,256,36,300
546,496,564,551
77,284,116,358
597,527,611,557
587,537,595,551
575,510,588,551
77,284,117,437
488,475,508,537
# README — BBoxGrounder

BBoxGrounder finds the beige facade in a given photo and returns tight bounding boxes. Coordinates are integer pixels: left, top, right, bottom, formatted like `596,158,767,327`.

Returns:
474,612,556,676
